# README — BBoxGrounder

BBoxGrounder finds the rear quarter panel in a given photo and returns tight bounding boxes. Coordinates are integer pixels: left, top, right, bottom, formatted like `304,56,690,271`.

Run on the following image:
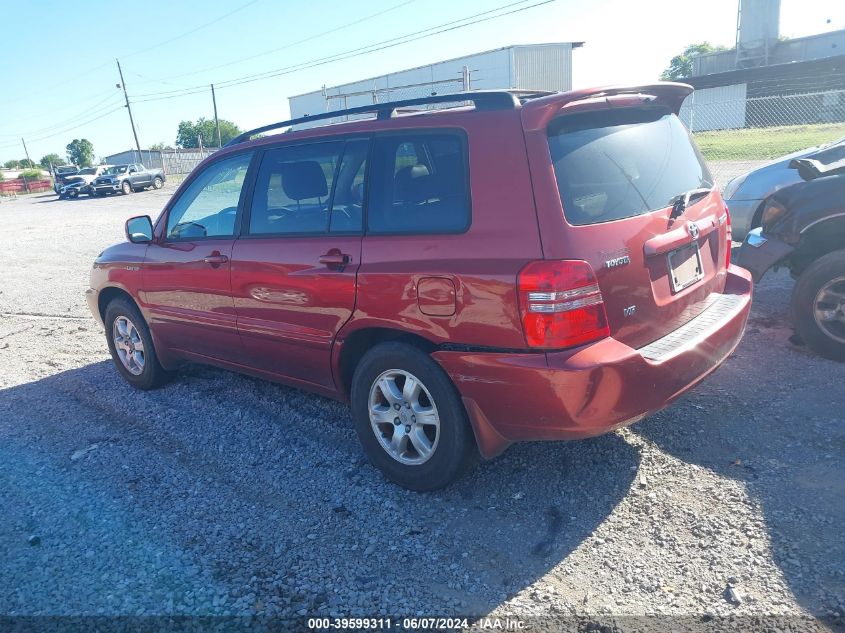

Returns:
348,110,542,349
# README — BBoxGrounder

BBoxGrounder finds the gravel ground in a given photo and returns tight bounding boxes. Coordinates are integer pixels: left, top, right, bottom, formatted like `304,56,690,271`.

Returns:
0,189,843,631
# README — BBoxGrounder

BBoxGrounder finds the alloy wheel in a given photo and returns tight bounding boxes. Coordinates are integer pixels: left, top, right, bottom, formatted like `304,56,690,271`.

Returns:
368,369,440,465
112,315,145,375
813,276,845,344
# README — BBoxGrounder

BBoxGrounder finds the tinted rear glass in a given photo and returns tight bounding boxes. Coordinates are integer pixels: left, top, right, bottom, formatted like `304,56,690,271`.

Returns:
548,107,713,226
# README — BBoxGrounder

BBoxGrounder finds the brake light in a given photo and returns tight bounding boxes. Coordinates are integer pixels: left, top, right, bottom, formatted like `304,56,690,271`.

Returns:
517,260,610,349
724,203,732,268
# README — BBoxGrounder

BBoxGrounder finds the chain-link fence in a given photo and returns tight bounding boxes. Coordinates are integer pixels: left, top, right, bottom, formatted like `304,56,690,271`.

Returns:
681,88,845,189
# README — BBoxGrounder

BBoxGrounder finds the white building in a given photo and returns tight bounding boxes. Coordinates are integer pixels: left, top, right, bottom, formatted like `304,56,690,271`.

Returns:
288,43,583,125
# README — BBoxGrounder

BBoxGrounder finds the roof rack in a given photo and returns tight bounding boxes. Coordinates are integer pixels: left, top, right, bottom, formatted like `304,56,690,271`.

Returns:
226,90,523,146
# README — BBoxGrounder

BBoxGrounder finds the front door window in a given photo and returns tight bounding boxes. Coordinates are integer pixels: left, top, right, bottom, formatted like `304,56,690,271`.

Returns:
166,153,252,240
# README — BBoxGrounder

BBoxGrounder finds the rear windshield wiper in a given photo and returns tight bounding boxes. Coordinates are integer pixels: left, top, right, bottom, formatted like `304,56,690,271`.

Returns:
669,188,712,219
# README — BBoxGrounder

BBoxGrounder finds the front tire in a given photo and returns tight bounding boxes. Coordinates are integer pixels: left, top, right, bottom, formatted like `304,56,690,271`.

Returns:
121,180,132,195
350,342,476,491
153,176,163,189
104,298,172,389
791,249,845,362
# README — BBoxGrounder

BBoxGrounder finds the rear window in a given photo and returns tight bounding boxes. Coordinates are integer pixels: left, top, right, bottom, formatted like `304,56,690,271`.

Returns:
548,107,713,226
368,133,469,234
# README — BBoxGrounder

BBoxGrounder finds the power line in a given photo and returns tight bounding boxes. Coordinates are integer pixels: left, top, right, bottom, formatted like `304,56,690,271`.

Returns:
0,106,125,150
2,0,261,110
0,89,121,134
131,0,553,104
0,93,123,139
1,0,555,155
132,0,540,99
140,0,417,85
120,0,262,60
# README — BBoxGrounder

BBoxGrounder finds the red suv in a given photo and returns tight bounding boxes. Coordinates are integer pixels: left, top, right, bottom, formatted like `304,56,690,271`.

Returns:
87,84,752,490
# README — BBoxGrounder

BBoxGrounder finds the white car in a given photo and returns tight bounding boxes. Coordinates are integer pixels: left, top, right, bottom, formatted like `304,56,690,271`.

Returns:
58,165,113,199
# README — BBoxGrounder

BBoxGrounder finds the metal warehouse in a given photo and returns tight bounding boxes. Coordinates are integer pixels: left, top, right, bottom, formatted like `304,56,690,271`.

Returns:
288,42,583,126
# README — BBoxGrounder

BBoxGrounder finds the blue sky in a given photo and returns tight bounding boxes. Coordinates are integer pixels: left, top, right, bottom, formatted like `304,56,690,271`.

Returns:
1,0,843,164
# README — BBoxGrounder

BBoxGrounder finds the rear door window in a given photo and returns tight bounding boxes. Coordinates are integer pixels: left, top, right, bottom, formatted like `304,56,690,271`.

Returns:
548,108,713,226
368,132,469,234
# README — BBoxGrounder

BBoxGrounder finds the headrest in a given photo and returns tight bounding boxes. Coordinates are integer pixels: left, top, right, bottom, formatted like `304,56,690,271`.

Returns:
395,164,430,182
280,161,328,201
395,165,432,204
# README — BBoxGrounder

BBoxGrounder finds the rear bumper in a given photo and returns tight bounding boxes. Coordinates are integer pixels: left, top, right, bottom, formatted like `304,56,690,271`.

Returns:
433,266,753,458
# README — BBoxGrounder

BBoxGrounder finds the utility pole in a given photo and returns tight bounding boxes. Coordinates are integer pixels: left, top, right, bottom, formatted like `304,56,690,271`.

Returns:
211,84,222,148
21,138,33,169
116,59,144,167
21,138,32,193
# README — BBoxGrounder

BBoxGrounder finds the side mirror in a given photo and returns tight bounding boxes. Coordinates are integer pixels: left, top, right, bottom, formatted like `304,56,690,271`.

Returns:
126,215,154,243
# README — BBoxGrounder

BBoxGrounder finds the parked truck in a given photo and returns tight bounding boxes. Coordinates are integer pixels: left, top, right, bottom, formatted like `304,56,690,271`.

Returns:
91,164,165,196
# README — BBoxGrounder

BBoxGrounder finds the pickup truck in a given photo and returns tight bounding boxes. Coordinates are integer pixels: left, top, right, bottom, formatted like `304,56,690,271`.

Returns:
91,164,166,196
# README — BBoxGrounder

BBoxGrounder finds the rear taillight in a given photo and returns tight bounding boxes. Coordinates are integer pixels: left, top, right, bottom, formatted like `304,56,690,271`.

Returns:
517,260,610,350
724,204,732,268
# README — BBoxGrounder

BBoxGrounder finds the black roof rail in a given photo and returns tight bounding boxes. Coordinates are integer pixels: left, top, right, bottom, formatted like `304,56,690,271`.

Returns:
225,90,522,147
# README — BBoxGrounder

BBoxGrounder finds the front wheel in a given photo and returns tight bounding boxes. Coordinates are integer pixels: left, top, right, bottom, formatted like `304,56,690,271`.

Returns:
152,176,163,189
121,180,132,195
791,249,845,362
350,342,476,491
104,298,172,389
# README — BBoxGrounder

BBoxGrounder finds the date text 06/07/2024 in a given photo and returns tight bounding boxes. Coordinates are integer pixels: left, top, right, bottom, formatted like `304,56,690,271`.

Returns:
307,617,525,630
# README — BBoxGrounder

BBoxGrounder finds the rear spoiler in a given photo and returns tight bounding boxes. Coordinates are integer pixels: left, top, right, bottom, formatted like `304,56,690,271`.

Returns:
520,82,693,132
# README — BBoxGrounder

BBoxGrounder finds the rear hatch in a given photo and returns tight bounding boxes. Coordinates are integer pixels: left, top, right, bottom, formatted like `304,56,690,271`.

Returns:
539,99,730,349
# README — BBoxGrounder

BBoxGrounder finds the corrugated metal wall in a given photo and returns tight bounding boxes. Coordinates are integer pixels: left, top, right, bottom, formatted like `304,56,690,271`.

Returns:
679,84,748,132
512,44,573,91
288,44,576,124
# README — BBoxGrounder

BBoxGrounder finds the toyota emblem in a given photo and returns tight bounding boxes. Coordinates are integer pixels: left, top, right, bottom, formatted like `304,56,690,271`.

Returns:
688,222,700,239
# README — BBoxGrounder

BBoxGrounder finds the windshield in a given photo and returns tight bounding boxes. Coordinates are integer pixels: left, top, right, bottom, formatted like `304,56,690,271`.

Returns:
78,168,96,175
548,107,713,226
105,165,128,175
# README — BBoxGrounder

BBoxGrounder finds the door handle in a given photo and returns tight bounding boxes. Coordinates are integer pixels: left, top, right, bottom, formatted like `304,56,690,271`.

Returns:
319,251,350,271
203,253,229,265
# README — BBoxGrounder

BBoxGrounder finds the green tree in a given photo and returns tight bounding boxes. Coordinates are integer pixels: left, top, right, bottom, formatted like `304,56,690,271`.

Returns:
18,158,37,169
39,153,66,169
176,117,242,148
4,159,20,169
66,138,94,167
660,42,727,81
149,142,174,150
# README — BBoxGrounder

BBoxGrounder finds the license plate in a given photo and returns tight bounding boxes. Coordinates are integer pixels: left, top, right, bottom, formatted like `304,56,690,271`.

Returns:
667,243,703,293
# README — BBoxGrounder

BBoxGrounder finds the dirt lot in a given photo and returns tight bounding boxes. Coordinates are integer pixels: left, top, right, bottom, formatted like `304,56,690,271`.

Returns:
0,188,843,630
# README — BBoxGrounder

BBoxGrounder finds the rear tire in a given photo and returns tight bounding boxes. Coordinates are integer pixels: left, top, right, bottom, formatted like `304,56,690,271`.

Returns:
104,298,172,389
350,342,476,491
791,249,845,362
